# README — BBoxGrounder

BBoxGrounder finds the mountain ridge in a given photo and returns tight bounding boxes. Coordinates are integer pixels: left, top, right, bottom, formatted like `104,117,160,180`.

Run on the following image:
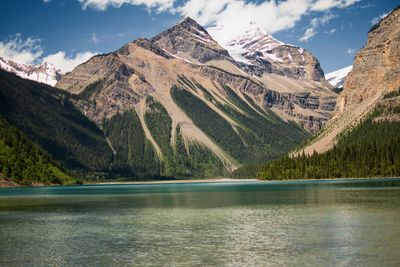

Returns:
0,57,61,86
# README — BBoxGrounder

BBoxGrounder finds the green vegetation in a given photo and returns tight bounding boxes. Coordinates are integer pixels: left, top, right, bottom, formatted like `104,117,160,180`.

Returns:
257,94,400,180
0,70,113,178
78,79,104,102
103,109,161,178
171,85,309,165
144,97,226,178
0,116,77,186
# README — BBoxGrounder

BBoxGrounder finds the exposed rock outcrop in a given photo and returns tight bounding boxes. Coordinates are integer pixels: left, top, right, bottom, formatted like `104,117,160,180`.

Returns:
299,7,400,155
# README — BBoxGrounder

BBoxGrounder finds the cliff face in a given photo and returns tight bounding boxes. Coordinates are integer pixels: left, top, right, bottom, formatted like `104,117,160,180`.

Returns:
337,8,400,113
299,7,400,155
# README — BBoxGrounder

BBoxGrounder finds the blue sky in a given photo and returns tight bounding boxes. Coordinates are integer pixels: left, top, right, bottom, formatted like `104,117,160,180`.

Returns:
0,0,398,73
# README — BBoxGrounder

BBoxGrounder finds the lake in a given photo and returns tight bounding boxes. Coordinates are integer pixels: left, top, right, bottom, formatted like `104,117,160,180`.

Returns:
1,178,400,266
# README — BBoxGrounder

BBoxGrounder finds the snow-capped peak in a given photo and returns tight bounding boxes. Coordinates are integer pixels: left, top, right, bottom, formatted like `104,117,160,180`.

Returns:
227,25,283,51
325,65,353,89
0,57,61,86
225,23,284,64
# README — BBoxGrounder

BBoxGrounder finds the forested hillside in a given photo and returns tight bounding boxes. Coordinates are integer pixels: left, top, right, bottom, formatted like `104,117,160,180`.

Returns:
0,70,113,178
256,89,400,180
0,116,77,185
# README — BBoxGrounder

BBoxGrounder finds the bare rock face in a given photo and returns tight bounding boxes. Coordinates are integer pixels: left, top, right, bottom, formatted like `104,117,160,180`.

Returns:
264,90,336,132
338,7,400,113
152,17,232,64
225,26,326,81
57,52,155,124
299,7,400,155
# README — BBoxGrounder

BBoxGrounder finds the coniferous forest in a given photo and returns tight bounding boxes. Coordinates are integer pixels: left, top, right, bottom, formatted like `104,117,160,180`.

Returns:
255,91,400,180
0,116,77,185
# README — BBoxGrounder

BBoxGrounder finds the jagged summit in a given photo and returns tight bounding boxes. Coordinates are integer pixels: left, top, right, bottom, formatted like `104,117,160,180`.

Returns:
0,57,61,86
151,17,231,64
227,24,284,54
177,16,210,36
225,23,326,81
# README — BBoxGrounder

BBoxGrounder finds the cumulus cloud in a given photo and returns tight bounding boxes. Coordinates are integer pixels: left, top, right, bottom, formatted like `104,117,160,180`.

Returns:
77,0,360,45
300,12,335,41
42,51,97,74
0,33,96,73
300,28,316,42
179,0,310,44
0,34,43,64
79,0,174,12
176,0,358,44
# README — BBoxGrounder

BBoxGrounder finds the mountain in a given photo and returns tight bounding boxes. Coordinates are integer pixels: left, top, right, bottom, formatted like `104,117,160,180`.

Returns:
0,57,61,86
55,17,323,178
0,114,76,186
325,65,352,92
151,17,233,64
298,6,400,156
223,24,337,132
240,6,400,180
0,69,113,179
257,88,400,180
225,25,326,81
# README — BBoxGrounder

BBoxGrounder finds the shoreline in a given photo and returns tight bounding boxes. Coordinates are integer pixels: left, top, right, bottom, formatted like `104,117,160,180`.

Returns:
1,176,399,188
90,178,259,185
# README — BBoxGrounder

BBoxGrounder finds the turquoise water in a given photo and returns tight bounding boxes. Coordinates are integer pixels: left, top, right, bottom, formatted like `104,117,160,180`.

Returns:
1,178,400,266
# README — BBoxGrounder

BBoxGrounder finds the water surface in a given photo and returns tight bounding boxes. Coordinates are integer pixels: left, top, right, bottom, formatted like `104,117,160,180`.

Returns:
1,178,400,266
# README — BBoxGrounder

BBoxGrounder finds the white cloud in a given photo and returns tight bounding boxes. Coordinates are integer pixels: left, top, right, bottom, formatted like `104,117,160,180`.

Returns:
176,0,358,44
42,51,97,74
180,0,311,44
328,28,337,34
300,12,335,41
76,0,360,45
347,48,355,54
92,33,99,44
0,34,96,73
371,12,389,25
300,28,316,42
310,13,335,27
79,0,174,12
0,34,43,64
310,0,360,11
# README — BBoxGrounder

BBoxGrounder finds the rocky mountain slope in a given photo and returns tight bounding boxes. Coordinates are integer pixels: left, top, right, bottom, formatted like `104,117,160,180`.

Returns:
0,57,61,86
224,24,337,132
55,17,340,178
299,7,400,155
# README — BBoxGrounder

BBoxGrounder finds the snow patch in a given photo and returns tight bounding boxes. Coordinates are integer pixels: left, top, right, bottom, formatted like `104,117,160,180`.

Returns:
325,65,353,88
0,57,60,86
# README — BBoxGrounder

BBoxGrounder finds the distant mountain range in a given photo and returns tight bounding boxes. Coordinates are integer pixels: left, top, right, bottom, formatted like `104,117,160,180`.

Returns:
0,57,61,86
